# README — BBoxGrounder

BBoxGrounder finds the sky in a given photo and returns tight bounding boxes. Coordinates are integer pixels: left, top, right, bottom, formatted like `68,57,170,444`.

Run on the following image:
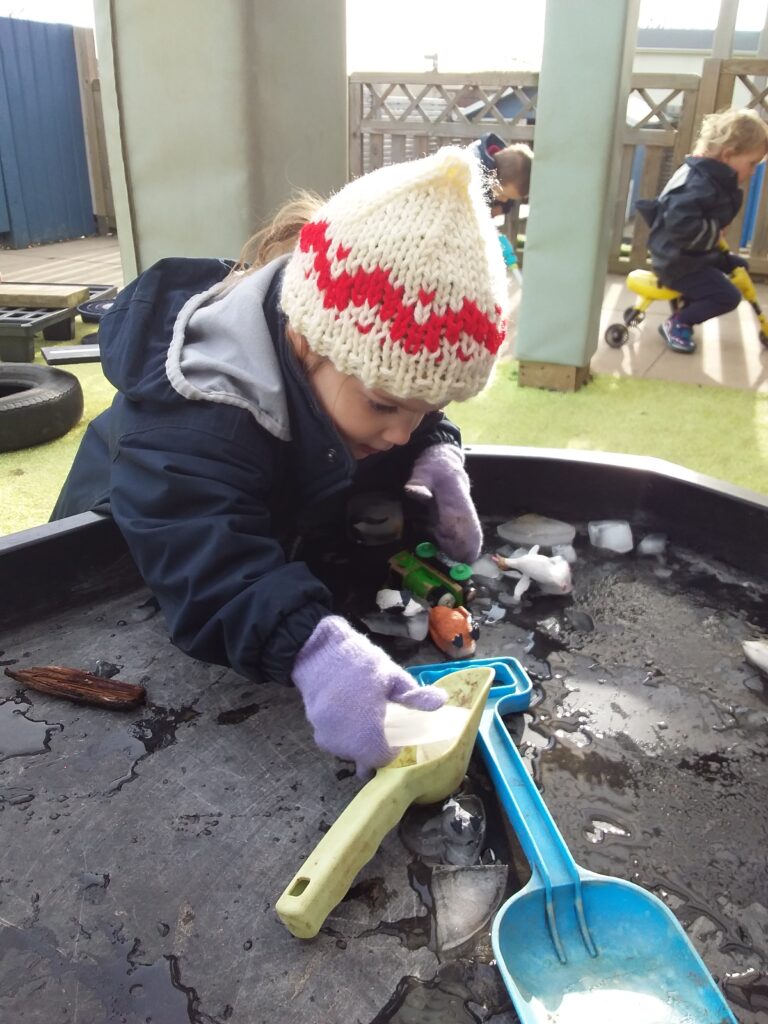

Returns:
0,1,765,71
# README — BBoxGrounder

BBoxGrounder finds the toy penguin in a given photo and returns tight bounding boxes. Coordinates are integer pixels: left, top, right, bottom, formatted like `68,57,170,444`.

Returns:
428,605,479,659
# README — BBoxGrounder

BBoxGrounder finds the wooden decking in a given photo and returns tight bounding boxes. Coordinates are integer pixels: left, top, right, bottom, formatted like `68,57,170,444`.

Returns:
0,235,124,290
2,235,767,392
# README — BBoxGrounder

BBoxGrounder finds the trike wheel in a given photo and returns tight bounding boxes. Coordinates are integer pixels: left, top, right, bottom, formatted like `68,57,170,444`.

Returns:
623,306,644,327
604,323,629,348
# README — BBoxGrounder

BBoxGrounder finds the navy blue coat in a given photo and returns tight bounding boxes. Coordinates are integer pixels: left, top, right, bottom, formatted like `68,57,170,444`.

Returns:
51,258,462,683
637,156,742,285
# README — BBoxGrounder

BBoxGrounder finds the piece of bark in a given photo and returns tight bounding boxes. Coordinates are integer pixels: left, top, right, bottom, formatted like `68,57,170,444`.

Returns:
4,666,146,710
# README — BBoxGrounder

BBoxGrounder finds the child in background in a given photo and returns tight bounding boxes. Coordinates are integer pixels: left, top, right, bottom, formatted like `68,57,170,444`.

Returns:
51,148,509,778
470,133,532,277
470,132,533,215
638,108,768,353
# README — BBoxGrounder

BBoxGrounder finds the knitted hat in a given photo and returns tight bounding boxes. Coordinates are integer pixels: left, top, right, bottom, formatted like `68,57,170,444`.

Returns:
280,146,508,405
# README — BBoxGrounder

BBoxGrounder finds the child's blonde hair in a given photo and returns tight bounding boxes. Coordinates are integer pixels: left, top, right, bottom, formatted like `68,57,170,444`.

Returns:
234,190,324,275
494,143,533,198
694,108,768,158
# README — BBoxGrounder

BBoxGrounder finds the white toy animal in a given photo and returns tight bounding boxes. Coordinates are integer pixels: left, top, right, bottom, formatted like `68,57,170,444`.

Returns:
492,545,573,602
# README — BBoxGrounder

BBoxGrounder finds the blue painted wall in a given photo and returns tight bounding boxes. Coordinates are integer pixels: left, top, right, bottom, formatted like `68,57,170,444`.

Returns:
0,17,95,247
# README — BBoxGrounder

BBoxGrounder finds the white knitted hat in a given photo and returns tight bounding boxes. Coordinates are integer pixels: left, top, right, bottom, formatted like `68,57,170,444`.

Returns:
280,146,508,405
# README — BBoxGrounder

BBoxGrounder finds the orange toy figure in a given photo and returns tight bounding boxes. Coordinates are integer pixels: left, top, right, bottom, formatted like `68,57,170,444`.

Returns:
428,605,479,659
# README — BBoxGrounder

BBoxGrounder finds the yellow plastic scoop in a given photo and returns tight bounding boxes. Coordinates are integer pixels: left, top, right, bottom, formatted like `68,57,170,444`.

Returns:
276,665,494,938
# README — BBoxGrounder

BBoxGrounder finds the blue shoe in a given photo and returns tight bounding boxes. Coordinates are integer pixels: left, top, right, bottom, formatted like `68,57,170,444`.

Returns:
659,317,695,353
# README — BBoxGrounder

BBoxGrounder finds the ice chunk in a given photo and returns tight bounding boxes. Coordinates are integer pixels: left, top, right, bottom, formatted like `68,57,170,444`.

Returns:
441,795,486,866
359,611,429,641
743,640,768,675
400,792,486,866
402,598,425,617
376,588,406,611
483,602,507,625
432,864,508,952
383,699,468,749
497,513,576,547
552,543,577,564
588,520,634,553
471,554,502,580
637,533,667,557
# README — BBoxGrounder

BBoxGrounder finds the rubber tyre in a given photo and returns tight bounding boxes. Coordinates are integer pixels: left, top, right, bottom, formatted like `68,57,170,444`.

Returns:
0,364,84,452
77,298,115,324
604,324,629,348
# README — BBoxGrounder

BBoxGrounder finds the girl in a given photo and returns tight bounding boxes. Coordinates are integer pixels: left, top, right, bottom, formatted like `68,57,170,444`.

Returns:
51,147,509,777
639,107,768,353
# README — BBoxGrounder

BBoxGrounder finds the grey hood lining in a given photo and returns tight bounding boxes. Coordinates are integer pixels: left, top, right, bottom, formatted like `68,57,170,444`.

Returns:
165,257,292,442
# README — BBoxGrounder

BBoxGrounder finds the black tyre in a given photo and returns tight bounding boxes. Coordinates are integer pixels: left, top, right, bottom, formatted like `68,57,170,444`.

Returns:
77,299,115,324
760,331,768,350
0,365,84,453
604,324,629,348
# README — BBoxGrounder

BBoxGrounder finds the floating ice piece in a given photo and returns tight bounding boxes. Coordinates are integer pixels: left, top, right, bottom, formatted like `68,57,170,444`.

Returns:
376,588,406,611
383,697,465,753
432,864,508,951
743,640,768,675
400,793,486,865
441,795,486,866
402,598,424,617
552,543,577,564
637,533,667,557
497,513,576,548
588,519,634,554
494,544,572,602
470,554,502,580
483,602,507,625
359,611,429,642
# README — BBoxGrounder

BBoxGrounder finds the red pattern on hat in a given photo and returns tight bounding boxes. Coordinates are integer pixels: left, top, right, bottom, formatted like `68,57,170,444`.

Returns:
299,220,505,358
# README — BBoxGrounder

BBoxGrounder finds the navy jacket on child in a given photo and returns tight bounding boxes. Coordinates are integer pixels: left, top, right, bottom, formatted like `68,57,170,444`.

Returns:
637,156,742,286
51,257,461,684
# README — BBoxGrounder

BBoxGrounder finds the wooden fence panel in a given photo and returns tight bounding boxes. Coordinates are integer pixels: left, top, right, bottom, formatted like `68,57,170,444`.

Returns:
73,27,114,233
349,65,768,276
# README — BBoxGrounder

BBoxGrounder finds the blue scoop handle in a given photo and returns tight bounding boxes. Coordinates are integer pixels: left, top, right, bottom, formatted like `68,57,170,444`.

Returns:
409,656,595,962
478,686,597,962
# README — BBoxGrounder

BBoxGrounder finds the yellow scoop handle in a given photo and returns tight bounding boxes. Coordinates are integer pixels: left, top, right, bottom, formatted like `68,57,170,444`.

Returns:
276,666,493,939
276,767,415,938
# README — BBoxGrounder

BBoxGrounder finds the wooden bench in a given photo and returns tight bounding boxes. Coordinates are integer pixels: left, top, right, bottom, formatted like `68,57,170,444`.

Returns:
0,283,118,362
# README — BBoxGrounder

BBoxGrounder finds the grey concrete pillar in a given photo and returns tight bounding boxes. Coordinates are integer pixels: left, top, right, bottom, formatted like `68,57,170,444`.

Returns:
94,0,347,279
515,0,640,390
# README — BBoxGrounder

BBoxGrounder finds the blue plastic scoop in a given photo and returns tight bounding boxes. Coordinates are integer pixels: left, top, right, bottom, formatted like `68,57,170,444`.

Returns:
409,658,737,1024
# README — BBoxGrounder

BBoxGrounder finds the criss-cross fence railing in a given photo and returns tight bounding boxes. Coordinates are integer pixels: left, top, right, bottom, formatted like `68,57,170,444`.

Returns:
348,72,538,248
349,64,768,276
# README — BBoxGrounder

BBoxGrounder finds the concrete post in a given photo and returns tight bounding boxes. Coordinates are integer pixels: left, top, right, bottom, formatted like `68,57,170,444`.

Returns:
514,0,640,391
94,0,347,279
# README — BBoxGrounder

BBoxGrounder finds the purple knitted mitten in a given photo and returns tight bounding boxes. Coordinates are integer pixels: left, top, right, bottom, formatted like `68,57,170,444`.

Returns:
292,616,446,777
404,444,482,563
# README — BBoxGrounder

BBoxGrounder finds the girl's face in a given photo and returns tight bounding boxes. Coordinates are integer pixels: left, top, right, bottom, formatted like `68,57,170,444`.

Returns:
720,145,766,185
308,358,442,460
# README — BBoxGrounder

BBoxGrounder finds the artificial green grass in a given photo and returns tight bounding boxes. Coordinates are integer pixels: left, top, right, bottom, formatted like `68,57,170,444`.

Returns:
448,362,768,496
2,341,766,538
2,322,116,537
